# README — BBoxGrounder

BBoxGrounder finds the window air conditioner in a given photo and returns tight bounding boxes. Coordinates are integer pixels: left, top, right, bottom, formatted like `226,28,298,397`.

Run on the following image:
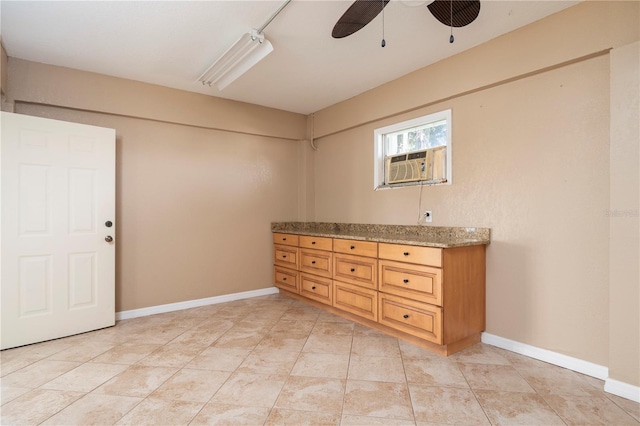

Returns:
385,150,429,184
385,146,447,185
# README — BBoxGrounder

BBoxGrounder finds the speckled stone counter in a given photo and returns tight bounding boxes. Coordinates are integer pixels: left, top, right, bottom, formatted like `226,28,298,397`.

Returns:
271,222,490,248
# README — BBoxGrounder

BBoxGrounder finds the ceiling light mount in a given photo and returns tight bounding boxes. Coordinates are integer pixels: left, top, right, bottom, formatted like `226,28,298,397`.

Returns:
197,0,291,91
197,29,272,91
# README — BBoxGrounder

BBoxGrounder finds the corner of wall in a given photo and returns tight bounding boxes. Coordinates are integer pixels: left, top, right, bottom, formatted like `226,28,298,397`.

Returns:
296,114,317,222
297,137,316,222
609,40,640,390
1,38,8,98
1,46,15,113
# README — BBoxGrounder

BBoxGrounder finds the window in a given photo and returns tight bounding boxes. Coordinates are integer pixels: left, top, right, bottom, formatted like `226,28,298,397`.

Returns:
374,109,452,189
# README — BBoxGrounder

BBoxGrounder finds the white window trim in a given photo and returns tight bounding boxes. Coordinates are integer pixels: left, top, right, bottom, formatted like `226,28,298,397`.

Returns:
374,109,452,190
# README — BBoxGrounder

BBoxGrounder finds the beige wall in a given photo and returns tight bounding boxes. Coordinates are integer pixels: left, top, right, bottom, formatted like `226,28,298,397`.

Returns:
609,41,640,388
6,59,307,312
312,0,639,383
9,59,305,140
313,1,639,139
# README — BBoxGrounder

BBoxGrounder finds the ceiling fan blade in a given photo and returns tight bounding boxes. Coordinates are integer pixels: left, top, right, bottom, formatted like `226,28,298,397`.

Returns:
332,0,391,39
427,0,480,27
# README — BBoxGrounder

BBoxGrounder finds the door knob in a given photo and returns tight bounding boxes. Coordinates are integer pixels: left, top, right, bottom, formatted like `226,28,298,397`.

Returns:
105,236,113,243
105,220,113,228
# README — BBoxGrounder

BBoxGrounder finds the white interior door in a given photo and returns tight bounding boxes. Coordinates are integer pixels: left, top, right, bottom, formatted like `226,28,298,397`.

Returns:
1,112,116,350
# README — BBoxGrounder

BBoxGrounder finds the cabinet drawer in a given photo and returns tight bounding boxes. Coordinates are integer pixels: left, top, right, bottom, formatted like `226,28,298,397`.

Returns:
300,248,332,278
300,273,332,306
334,238,378,258
274,267,298,293
299,235,333,251
379,260,442,306
378,293,442,344
378,243,442,267
273,233,299,247
333,253,377,290
333,281,377,322
274,244,298,269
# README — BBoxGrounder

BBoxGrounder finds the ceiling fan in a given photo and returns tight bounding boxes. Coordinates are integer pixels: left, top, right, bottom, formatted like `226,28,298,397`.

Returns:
332,0,481,44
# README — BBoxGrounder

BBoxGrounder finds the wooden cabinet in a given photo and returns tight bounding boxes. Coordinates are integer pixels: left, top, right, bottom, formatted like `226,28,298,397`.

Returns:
378,243,486,353
273,234,333,306
274,266,298,293
378,260,442,306
273,234,300,294
333,281,377,321
379,292,442,344
300,235,332,251
273,232,485,356
333,253,377,290
378,243,442,267
334,238,378,258
273,233,299,247
300,248,332,278
332,240,378,321
300,273,332,305
274,244,298,270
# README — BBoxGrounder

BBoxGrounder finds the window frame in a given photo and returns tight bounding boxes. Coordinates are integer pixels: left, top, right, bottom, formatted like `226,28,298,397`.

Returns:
373,109,452,190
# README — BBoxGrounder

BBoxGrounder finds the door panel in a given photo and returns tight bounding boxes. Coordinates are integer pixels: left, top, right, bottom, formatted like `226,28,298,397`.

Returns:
1,112,116,349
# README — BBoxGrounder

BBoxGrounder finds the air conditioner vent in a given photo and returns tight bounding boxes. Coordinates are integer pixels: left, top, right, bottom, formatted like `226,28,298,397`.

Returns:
385,147,447,185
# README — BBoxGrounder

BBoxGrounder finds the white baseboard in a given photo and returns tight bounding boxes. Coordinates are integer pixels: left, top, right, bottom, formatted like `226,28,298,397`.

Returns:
115,287,279,321
482,332,640,403
605,379,640,403
482,332,608,380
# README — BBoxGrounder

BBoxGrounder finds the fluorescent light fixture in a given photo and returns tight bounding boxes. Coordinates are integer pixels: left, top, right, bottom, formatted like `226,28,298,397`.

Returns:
197,29,273,91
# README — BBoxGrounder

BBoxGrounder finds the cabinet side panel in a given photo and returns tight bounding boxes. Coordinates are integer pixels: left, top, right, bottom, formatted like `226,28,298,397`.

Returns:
442,245,486,343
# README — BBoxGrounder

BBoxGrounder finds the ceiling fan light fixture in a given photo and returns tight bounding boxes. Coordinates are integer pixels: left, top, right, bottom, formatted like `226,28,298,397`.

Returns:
197,29,273,91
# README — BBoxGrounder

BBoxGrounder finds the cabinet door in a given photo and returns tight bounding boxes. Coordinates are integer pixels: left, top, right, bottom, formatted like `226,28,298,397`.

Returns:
274,267,298,293
333,281,377,322
379,260,442,306
378,293,442,344
300,273,332,306
300,248,332,278
333,253,377,290
274,244,299,270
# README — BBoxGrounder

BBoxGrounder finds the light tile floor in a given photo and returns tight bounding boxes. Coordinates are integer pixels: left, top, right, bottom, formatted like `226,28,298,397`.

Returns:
1,293,639,425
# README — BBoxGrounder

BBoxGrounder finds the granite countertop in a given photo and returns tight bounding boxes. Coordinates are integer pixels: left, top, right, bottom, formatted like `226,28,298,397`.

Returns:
271,222,490,248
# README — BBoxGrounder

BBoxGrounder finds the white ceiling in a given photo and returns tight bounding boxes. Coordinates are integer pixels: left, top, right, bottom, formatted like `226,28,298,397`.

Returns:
0,0,578,115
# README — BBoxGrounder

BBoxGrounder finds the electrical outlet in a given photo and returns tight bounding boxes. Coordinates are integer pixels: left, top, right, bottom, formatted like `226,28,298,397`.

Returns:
424,210,432,223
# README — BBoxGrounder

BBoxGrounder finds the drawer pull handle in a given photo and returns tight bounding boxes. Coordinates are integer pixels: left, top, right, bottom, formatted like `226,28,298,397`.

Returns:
312,286,316,290
312,241,316,245
403,252,409,256
350,245,355,250
311,261,316,264
350,268,355,272
282,255,287,258
283,238,287,241
283,277,287,281
403,279,409,284
403,314,409,319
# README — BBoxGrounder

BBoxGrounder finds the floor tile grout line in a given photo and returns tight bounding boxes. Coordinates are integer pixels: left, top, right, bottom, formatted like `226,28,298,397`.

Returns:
337,326,354,424
507,356,571,425
397,339,418,425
